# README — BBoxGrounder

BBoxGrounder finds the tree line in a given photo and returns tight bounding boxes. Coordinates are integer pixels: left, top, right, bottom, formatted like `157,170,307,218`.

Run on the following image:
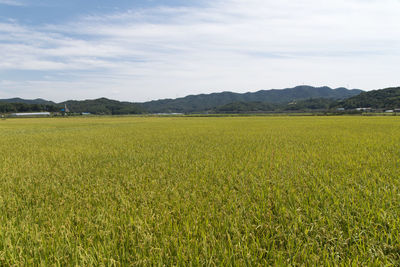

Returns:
0,103,59,113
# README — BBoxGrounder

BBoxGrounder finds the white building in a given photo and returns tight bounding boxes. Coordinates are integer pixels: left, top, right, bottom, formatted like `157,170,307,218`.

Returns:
11,112,51,117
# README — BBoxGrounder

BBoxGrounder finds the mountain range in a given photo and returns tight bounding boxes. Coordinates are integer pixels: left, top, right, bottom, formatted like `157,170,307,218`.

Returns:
140,86,362,113
0,85,368,114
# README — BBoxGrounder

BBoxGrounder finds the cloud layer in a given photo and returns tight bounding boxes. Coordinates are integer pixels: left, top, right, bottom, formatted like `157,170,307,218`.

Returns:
0,0,24,6
0,0,399,101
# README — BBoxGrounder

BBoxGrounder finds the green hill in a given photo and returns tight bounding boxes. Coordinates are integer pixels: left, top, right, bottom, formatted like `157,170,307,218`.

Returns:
0,98,56,105
140,86,362,113
0,98,143,115
60,98,143,115
214,98,337,113
337,87,400,109
0,85,363,114
0,102,59,113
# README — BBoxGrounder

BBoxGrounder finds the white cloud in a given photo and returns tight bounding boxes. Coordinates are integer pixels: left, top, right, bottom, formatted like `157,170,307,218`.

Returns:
0,0,24,6
0,0,400,101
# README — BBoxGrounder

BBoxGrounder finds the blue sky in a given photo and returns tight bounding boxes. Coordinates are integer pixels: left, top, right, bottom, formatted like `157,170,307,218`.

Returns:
0,0,201,24
0,0,399,102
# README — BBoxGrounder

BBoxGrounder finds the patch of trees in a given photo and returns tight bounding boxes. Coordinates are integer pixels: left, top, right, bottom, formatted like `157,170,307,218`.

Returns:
0,98,144,115
61,98,143,115
0,102,59,113
336,87,400,109
213,98,338,113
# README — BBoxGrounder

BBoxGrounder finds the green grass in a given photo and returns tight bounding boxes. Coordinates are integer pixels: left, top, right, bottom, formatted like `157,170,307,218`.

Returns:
0,116,399,265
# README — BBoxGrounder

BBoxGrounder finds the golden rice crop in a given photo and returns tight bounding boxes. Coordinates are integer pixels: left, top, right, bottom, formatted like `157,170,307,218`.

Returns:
0,116,399,265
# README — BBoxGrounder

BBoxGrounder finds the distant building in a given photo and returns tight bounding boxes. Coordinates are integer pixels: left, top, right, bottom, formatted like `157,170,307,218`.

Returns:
356,108,371,111
81,112,91,115
385,110,394,113
11,112,51,117
155,113,184,116
337,108,345,111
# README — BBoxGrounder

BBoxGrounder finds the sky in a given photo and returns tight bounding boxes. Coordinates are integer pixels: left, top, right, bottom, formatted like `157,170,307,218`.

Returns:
0,0,399,102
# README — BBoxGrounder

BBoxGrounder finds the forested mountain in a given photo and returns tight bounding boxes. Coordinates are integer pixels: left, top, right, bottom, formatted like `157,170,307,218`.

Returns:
213,98,337,113
0,98,56,105
60,98,143,115
0,85,363,114
336,87,400,109
140,86,362,113
0,102,59,113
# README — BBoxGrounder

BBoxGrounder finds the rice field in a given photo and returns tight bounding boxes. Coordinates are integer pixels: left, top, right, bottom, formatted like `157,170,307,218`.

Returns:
0,116,399,265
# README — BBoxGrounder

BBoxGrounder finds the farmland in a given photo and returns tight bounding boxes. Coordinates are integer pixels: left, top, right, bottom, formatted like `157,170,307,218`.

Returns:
0,116,399,265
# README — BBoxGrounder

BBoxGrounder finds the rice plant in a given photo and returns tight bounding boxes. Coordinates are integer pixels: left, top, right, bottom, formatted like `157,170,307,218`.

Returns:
0,116,399,265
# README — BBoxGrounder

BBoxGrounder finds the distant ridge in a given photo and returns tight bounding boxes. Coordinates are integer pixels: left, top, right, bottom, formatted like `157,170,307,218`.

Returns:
140,86,363,113
61,98,143,115
338,87,400,109
0,85,363,114
0,98,56,105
